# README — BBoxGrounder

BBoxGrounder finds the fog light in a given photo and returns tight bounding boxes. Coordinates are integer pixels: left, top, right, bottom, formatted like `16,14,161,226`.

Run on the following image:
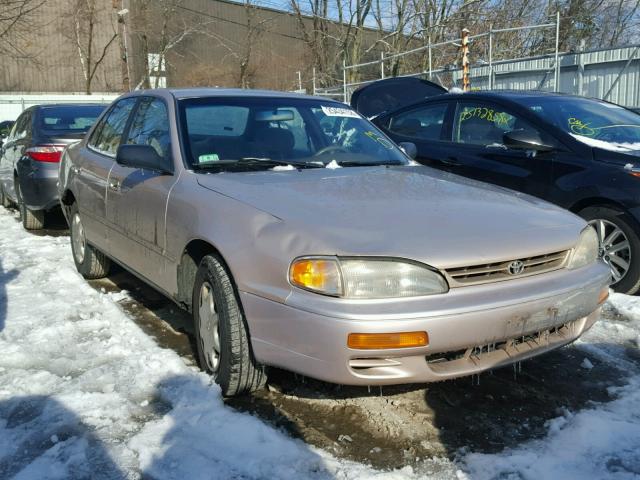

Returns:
598,288,610,305
347,331,429,349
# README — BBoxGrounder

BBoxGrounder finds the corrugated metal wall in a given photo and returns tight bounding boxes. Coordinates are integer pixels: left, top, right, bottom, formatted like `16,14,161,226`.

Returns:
453,45,640,107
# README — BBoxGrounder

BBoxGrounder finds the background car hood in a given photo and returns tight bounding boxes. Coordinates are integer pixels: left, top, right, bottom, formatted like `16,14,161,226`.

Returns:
196,166,584,269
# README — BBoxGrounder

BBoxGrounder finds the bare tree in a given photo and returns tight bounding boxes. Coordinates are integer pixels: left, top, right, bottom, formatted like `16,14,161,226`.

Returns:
69,0,118,94
0,0,45,58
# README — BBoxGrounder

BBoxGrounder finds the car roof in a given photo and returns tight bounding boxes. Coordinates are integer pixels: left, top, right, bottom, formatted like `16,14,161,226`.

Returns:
129,87,341,104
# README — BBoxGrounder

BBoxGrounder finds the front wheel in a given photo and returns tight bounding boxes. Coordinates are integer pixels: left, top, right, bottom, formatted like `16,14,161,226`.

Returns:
579,206,640,294
193,254,266,396
69,203,111,279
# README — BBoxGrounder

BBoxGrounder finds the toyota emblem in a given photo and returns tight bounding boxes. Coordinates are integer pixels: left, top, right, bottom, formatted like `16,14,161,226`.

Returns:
508,260,525,275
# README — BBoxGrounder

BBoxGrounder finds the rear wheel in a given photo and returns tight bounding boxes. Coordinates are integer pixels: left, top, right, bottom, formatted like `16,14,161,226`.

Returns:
69,203,111,279
193,254,266,396
16,181,44,230
579,206,640,294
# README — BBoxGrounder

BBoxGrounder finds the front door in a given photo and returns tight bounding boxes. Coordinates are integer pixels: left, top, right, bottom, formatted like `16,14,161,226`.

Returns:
444,101,555,199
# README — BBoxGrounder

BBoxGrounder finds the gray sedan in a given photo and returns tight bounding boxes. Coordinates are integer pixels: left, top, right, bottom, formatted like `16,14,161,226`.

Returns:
58,88,610,396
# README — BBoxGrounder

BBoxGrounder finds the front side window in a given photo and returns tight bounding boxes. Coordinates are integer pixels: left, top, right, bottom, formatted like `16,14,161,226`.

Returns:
515,96,640,152
37,105,105,135
126,97,171,165
388,103,448,140
179,97,408,171
453,102,539,148
89,98,137,156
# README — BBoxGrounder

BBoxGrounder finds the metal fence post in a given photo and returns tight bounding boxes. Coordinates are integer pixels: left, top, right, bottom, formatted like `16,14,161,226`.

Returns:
342,59,347,103
428,33,433,80
488,26,493,89
312,67,317,95
554,11,560,92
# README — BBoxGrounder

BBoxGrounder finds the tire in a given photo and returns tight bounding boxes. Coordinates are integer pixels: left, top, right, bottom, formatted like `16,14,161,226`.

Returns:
16,181,44,230
193,254,266,396
579,206,640,295
69,203,111,279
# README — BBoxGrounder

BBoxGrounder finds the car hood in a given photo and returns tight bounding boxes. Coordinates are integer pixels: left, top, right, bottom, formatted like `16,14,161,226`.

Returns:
195,166,585,269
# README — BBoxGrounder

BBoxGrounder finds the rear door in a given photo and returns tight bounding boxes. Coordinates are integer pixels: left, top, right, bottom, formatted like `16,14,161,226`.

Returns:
377,101,455,165
443,100,555,198
76,97,137,252
105,96,176,280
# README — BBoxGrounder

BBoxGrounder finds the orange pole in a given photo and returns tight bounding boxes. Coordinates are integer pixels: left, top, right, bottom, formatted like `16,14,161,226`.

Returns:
461,28,470,91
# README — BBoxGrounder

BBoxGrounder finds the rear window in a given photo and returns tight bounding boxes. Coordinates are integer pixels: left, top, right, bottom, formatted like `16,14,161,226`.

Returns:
37,106,105,134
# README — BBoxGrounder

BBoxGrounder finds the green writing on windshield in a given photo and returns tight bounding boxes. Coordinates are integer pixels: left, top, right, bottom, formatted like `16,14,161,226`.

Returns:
364,130,394,149
568,117,598,137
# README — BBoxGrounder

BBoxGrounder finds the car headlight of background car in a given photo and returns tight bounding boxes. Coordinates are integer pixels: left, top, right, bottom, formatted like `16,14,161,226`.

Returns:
289,257,449,298
567,226,599,270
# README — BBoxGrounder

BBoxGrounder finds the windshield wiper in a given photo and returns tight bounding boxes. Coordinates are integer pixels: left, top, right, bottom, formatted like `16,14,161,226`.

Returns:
329,160,406,167
193,157,324,171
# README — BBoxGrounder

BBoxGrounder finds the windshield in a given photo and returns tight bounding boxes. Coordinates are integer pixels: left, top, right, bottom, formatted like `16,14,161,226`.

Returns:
38,105,105,135
515,96,640,152
178,97,408,171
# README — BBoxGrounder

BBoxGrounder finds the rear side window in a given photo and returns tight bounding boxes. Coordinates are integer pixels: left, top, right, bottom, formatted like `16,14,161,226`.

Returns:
12,111,31,140
89,98,137,156
37,106,105,135
185,106,249,136
125,97,171,166
388,104,448,141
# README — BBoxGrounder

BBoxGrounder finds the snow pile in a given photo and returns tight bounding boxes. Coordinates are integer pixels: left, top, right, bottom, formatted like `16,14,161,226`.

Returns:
458,293,640,480
0,205,639,479
0,209,418,480
571,134,640,153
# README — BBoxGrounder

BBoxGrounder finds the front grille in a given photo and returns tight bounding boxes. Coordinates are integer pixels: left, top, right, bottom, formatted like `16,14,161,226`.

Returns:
425,320,576,367
444,250,569,286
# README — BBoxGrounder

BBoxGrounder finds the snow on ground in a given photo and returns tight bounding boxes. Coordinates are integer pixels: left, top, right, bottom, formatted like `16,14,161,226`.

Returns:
0,205,639,479
0,209,420,480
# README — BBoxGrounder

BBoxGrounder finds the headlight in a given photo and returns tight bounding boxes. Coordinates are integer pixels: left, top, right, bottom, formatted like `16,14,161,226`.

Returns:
567,226,599,270
289,257,449,298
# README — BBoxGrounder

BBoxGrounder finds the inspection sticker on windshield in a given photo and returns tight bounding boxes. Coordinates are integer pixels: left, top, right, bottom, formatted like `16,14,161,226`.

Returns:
199,153,220,163
321,105,360,118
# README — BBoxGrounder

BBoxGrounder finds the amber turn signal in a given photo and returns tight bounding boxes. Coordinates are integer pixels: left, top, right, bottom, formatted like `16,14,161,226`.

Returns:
598,288,610,305
347,331,429,350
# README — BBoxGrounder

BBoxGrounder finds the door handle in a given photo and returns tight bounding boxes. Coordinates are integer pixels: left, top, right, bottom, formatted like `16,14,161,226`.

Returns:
71,166,81,175
441,157,462,167
108,179,121,192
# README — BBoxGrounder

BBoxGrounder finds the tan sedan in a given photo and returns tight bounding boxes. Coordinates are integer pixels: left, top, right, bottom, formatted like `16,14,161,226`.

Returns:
58,88,610,396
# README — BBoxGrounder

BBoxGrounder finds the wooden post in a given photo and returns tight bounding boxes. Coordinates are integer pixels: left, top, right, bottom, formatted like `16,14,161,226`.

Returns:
461,28,470,91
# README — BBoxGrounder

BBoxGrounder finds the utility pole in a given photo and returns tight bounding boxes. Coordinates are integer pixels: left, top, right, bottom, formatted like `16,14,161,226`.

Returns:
115,1,131,92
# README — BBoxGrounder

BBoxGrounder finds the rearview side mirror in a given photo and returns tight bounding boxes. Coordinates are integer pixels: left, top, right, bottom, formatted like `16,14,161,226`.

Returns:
398,142,417,159
503,129,555,152
116,144,172,174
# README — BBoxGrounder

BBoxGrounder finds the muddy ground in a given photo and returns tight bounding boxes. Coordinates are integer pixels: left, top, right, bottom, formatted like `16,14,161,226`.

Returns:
38,213,639,472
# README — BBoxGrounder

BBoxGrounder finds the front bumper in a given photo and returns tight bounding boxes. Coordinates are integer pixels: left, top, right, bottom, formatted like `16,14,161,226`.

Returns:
242,261,610,385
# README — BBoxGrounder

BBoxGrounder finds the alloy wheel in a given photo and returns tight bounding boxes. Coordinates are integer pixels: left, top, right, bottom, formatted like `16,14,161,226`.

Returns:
589,218,631,285
198,281,221,373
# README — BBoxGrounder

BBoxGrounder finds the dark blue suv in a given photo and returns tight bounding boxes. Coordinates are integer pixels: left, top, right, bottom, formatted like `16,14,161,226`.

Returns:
0,104,105,230
353,78,640,293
